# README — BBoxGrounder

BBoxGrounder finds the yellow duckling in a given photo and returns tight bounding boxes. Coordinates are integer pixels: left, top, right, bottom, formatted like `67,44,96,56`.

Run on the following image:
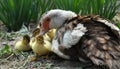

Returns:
43,33,51,41
46,29,56,41
29,28,40,48
43,29,56,42
29,35,52,61
15,34,31,51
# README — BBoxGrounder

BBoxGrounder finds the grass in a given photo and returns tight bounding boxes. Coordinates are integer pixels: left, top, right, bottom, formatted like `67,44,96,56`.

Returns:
31,0,54,23
54,0,81,13
0,0,33,31
54,0,120,20
0,0,119,31
0,0,54,32
116,22,120,28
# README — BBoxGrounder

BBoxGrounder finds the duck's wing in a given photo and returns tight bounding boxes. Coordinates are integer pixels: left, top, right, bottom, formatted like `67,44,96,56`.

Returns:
51,16,88,59
77,15,120,69
52,14,120,68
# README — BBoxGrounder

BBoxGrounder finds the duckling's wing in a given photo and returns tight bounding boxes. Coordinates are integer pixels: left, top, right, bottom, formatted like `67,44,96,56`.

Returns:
44,34,51,41
44,40,52,51
29,37,35,48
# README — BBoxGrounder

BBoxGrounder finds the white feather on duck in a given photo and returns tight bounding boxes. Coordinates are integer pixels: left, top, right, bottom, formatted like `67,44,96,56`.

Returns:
40,9,120,69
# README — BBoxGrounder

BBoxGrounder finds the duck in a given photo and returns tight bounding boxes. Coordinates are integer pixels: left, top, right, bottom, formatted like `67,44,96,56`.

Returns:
15,34,31,51
39,9,120,69
29,35,52,61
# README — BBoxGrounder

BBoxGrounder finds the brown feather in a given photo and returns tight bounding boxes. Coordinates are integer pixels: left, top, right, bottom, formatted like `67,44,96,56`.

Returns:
78,15,120,68
56,14,120,68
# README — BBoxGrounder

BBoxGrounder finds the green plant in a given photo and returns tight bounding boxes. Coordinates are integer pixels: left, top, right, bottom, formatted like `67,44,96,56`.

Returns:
0,0,33,31
116,22,120,29
31,0,54,23
0,0,119,31
54,0,120,20
0,0,54,31
54,0,81,14
0,44,12,57
80,0,120,20
0,30,6,37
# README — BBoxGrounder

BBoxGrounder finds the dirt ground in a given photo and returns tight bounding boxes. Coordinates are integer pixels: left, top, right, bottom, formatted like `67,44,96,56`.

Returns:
0,21,84,69
0,13,120,69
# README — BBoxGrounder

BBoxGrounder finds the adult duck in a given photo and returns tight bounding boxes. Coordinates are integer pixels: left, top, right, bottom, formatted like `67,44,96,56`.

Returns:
39,9,120,69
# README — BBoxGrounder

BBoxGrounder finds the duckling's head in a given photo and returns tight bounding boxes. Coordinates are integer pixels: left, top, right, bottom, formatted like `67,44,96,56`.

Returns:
35,35,44,44
46,29,56,39
32,28,40,37
22,34,30,43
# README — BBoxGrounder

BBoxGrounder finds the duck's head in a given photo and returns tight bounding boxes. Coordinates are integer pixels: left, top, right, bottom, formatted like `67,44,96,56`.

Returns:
40,9,77,35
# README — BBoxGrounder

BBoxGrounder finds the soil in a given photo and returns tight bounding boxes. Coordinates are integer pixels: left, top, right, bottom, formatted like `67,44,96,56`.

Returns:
0,22,83,69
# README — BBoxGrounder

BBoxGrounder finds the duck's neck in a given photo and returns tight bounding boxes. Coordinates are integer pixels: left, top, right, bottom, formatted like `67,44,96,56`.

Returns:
57,15,79,30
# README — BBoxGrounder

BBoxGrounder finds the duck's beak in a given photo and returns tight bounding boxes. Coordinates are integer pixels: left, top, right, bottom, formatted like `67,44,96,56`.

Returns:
40,28,48,35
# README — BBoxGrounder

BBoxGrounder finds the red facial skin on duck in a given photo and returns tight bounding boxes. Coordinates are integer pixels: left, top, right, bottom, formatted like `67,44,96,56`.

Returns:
41,17,51,35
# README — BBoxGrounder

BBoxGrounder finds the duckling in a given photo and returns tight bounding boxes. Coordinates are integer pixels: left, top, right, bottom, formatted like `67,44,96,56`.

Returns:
29,35,52,61
15,34,31,51
46,29,56,41
29,28,40,48
43,33,51,41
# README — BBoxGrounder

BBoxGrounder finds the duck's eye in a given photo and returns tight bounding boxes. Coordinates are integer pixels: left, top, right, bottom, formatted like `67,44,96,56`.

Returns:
39,23,41,26
46,17,50,22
